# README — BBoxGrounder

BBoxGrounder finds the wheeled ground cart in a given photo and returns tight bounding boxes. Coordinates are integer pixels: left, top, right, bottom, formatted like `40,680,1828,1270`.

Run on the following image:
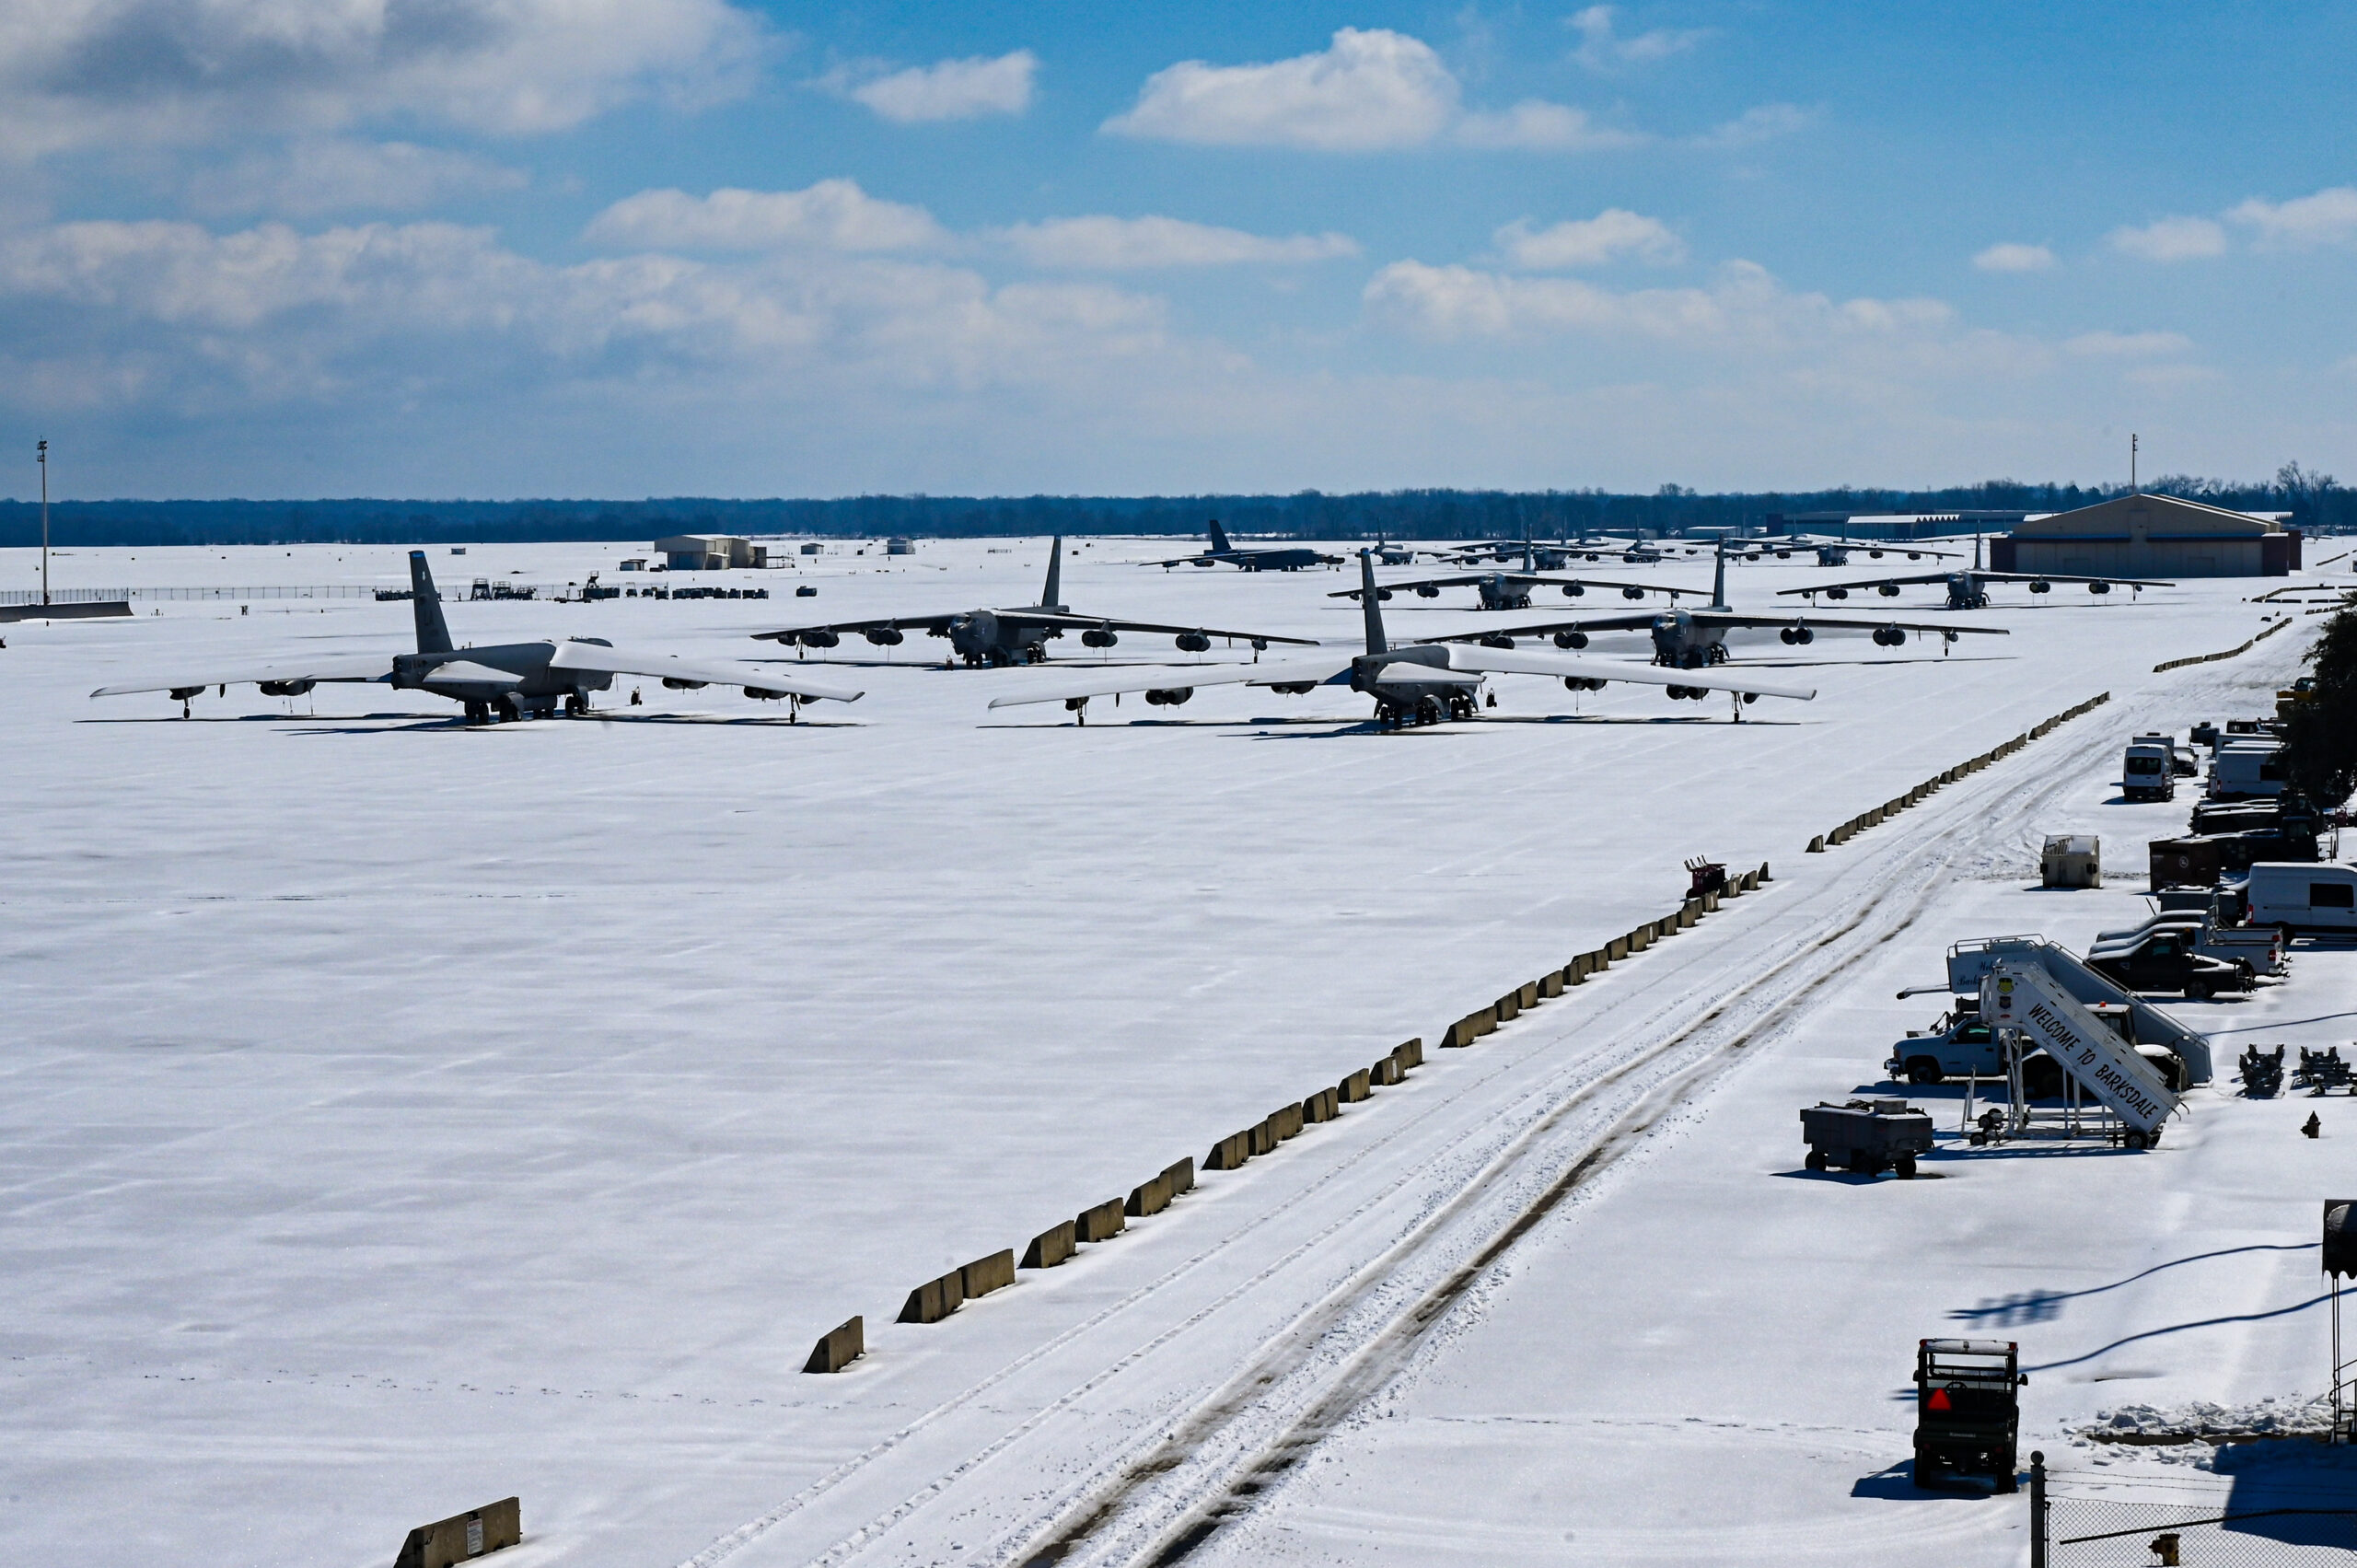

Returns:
1800,1098,1933,1178
1913,1338,2026,1491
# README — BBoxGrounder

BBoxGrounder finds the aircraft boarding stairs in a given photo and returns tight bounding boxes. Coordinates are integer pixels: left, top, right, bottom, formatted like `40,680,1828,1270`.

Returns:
1946,936,2205,1149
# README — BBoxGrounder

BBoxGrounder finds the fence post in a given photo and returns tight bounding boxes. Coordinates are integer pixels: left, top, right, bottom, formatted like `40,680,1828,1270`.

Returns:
2029,1449,2047,1568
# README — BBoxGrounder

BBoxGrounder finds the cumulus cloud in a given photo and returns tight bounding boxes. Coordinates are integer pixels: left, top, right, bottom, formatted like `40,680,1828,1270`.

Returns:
0,215,1172,414
1691,102,1812,148
1495,211,1683,269
2063,330,2192,357
1972,242,2054,273
998,215,1356,269
583,181,947,252
1102,29,1458,150
186,140,527,217
1568,6,1711,69
2109,215,2227,261
1455,101,1644,151
831,50,1038,123
0,0,770,158
2228,186,2357,250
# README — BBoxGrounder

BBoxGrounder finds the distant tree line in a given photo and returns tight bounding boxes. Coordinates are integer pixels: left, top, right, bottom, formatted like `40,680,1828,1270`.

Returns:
2,467,2344,548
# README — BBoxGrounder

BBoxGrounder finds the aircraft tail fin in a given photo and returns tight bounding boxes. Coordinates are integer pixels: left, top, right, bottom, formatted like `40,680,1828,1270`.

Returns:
1359,550,1387,654
1208,519,1233,554
1041,535,1063,610
409,550,454,655
1712,539,1729,610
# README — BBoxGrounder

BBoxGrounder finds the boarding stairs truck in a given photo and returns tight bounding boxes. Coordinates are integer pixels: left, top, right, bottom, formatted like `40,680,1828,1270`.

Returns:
1979,950,2187,1149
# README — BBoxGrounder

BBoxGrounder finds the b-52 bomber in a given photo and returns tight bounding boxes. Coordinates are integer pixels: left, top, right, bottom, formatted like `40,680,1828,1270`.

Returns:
1145,521,1341,572
987,551,1816,727
756,536,1318,667
1750,535,1958,567
92,552,864,721
1418,539,2009,668
1329,540,1701,612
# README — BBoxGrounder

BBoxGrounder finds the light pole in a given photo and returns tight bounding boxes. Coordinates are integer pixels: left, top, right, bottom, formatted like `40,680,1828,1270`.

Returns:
37,438,48,606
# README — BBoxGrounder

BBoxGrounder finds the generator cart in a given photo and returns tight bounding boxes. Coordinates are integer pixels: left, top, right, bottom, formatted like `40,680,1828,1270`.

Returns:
1800,1098,1933,1178
1913,1338,2026,1491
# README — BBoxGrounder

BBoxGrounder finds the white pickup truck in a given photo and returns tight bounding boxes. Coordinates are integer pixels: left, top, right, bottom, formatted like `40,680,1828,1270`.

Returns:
2092,911,2285,977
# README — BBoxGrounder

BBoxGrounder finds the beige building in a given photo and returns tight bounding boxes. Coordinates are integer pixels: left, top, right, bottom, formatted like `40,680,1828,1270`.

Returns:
1993,493,2299,577
653,534,772,570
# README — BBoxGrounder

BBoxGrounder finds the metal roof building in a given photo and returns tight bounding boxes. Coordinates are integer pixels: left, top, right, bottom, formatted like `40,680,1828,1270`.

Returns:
1991,493,2299,577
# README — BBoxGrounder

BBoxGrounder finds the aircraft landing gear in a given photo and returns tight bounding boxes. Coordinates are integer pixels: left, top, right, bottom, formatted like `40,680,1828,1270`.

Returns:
563,691,589,717
465,699,489,725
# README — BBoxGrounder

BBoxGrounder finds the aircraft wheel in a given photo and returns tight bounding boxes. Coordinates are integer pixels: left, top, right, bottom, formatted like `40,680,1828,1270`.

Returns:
465,700,488,725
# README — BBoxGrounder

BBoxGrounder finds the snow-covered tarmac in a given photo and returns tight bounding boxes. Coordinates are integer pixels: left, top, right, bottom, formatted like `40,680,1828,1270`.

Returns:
4,538,2352,1565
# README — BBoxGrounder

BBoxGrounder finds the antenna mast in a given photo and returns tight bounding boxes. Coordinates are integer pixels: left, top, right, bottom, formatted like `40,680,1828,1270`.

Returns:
37,438,48,607
2131,432,2139,494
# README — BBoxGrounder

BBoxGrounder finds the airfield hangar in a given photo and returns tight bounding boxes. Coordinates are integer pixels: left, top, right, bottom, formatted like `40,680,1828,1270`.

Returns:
655,534,772,570
1990,493,2299,577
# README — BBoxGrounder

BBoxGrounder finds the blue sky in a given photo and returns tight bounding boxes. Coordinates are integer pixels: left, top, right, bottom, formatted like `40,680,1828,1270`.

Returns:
2,1,2351,498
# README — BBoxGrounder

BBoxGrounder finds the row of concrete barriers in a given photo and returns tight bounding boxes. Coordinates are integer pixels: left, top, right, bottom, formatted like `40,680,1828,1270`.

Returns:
1804,693,2112,855
802,1040,1432,1374
1433,863,1773,1051
2153,616,2288,674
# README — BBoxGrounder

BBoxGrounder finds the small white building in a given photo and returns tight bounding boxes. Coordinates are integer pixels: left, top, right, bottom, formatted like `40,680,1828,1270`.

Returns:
654,535,771,570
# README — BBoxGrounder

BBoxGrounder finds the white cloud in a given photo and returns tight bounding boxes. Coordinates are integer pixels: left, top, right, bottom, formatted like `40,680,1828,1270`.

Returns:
1361,257,2003,367
1972,242,2054,273
1495,211,1683,269
2228,186,2357,250
0,0,770,158
834,50,1038,123
1102,29,1458,151
999,215,1356,269
1455,101,1644,151
583,181,947,252
2109,215,2227,261
186,141,527,217
2063,330,2192,357
1691,102,1812,148
1568,6,1711,69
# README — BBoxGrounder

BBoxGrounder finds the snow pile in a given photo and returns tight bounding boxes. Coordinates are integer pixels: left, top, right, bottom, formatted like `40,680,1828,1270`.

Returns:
2085,1396,2336,1442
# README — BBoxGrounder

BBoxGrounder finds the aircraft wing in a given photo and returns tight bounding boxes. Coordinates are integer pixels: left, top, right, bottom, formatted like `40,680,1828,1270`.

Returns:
90,652,394,698
985,658,1355,709
1441,646,1817,702
1688,611,2010,637
547,642,865,702
418,659,528,688
750,613,958,644
1974,570,2174,587
1010,611,1321,645
1330,574,1695,602
1422,612,1662,641
1773,572,1952,596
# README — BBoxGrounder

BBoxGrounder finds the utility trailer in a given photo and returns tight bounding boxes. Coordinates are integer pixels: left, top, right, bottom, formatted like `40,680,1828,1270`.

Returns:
1914,1339,2025,1491
1800,1098,1933,1178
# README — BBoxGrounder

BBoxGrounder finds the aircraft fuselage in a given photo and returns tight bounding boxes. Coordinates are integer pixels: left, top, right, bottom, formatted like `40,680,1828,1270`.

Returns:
390,639,617,719
1348,645,1480,726
1476,575,1534,610
945,609,1058,666
1648,610,1731,669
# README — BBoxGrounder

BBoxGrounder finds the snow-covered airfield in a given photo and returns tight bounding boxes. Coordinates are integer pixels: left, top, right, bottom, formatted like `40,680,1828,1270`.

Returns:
4,537,2351,1565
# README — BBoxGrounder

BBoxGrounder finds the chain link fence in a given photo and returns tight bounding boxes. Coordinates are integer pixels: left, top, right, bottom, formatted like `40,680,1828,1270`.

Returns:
2035,1455,2357,1565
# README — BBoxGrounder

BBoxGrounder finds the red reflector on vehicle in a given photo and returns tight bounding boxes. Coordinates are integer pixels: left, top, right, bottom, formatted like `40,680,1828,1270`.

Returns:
1928,1388,1953,1411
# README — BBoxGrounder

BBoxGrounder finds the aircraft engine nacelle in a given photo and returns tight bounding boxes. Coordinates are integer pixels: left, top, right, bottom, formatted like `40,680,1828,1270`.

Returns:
1877,584,1900,597
664,677,710,690
170,685,205,701
1562,582,1585,597
1775,550,1792,559
1779,627,1796,645
1620,586,1645,600
1269,680,1317,695
1479,633,1515,650
797,629,841,648
1826,587,1850,600
1871,627,1904,647
1081,628,1119,648
1562,676,1608,692
863,626,904,645
2029,579,2052,593
258,679,316,696
744,686,788,700
1554,631,1589,649
1869,549,1885,558
1144,687,1194,705
2089,580,2110,594
1174,631,1212,653
1414,585,1438,598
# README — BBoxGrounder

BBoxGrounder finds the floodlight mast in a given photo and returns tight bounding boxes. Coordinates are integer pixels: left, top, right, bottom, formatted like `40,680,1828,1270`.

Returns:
37,438,47,606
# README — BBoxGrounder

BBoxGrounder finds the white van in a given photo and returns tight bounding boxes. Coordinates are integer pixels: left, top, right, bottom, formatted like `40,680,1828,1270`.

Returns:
2209,743,2287,800
2122,740,2176,801
2249,862,2357,934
